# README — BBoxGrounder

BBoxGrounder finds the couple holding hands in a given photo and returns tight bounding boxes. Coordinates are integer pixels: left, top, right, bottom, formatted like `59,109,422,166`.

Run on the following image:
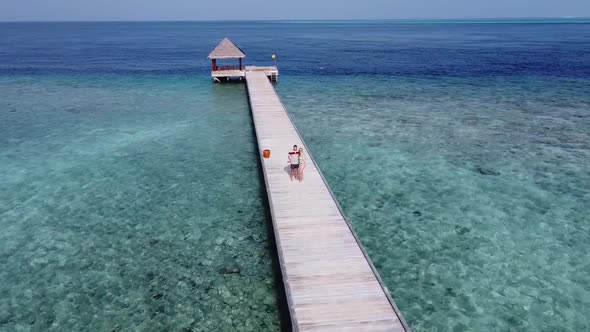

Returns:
287,144,306,182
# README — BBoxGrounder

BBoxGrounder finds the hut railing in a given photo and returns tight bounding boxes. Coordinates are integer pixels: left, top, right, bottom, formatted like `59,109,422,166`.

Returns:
214,65,243,71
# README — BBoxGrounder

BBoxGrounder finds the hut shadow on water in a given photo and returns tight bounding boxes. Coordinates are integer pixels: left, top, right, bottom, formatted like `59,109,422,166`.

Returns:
210,81,247,111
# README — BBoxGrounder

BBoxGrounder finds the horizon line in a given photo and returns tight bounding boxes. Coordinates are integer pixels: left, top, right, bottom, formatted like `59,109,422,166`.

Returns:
1,16,589,24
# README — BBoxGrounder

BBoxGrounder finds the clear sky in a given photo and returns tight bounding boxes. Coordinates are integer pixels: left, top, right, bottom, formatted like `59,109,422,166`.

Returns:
1,0,589,21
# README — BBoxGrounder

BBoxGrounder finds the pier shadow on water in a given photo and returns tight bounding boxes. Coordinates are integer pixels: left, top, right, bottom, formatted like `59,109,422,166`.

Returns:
247,103,293,332
214,82,293,331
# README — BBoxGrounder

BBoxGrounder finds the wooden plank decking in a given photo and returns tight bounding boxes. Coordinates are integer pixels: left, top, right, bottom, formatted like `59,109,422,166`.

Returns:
212,69,245,78
245,71,410,332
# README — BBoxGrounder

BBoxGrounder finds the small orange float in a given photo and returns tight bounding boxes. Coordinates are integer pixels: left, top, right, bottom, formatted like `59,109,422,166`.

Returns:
263,149,271,158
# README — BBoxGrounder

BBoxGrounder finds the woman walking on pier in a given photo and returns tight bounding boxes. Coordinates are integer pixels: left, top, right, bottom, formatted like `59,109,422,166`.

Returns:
298,148,306,182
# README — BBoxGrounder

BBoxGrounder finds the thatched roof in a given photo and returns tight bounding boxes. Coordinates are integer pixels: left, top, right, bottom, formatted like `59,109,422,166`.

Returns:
208,38,246,59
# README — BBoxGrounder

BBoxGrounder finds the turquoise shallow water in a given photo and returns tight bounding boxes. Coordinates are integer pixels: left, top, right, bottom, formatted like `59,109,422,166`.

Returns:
2,20,590,332
0,75,281,331
278,75,590,331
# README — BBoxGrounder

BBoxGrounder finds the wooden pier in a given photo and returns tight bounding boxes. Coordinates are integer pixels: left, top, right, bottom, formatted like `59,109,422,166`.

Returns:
245,70,410,332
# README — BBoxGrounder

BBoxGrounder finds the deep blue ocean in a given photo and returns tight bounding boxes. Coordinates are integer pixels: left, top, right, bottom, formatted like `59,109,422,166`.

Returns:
1,20,589,331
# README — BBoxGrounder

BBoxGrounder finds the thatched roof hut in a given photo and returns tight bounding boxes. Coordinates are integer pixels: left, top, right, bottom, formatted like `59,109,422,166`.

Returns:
208,38,246,59
207,38,278,82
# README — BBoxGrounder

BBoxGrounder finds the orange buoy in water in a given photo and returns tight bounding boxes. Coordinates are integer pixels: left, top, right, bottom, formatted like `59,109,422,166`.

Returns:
263,149,271,158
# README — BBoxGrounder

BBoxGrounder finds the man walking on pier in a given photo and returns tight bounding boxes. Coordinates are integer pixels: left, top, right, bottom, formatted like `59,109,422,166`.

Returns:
288,145,300,181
